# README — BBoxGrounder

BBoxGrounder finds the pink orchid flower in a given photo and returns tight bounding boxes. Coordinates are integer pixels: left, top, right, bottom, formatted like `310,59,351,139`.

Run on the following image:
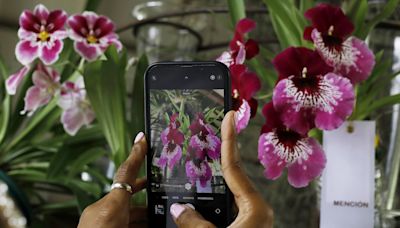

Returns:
21,64,60,116
185,158,212,188
57,77,95,136
5,66,30,95
272,47,355,134
189,114,221,160
17,4,68,65
157,114,184,170
258,103,326,188
304,3,375,84
67,12,122,61
217,18,259,67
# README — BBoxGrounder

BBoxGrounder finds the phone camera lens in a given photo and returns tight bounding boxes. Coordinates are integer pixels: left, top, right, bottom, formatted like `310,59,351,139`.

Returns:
151,75,157,81
210,75,216,80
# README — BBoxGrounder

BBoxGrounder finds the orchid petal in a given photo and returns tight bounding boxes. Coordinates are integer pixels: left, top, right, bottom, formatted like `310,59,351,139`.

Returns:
16,40,39,65
39,39,63,65
234,99,251,134
5,66,30,95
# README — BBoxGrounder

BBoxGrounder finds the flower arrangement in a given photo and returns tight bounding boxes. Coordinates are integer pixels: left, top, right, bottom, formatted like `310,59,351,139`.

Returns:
218,1,399,188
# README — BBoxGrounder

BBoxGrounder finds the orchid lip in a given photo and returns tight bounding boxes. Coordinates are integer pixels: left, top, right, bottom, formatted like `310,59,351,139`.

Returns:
264,130,312,164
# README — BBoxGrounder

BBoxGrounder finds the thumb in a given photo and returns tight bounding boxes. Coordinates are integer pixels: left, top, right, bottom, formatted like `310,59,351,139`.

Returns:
170,203,215,228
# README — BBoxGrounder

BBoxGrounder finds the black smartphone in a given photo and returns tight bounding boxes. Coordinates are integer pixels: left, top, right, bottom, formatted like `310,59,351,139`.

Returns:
144,61,232,227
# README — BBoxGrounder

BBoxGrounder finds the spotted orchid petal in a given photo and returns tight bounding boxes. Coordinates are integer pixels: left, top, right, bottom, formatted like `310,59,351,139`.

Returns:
273,72,354,134
157,143,182,170
311,29,375,83
185,159,212,188
61,105,95,136
234,99,251,134
216,51,234,67
258,103,326,188
189,114,221,160
5,66,30,95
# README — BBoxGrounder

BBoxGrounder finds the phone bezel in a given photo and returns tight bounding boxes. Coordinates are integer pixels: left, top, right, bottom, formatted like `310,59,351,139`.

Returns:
144,61,233,227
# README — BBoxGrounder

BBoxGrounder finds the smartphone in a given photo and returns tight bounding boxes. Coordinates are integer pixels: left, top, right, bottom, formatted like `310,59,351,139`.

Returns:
145,61,232,227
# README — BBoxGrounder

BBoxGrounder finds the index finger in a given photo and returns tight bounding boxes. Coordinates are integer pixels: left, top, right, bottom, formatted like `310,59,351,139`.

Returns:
221,111,262,207
112,132,148,196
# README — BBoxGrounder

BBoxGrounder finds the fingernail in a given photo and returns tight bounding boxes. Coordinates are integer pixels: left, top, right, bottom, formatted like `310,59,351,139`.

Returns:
134,132,144,144
170,203,186,219
185,203,195,210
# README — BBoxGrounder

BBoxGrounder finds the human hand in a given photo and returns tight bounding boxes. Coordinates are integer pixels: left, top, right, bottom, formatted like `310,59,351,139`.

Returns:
77,132,148,228
170,111,273,228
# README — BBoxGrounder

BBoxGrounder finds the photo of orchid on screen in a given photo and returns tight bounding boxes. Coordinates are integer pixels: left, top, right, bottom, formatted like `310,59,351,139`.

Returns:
149,89,226,194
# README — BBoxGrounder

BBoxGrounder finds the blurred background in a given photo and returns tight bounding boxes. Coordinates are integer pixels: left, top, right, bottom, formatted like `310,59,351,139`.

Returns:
0,0,400,227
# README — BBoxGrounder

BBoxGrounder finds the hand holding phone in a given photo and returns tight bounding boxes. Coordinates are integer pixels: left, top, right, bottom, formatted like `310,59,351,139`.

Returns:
170,111,273,228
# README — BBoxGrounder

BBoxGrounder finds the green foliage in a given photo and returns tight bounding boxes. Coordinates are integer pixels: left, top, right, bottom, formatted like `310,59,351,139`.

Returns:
84,46,129,167
131,55,149,135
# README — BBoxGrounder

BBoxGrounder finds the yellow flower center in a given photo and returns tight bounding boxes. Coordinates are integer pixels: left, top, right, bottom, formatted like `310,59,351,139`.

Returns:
86,35,98,44
233,89,239,99
38,31,50,42
302,67,307,78
328,25,334,36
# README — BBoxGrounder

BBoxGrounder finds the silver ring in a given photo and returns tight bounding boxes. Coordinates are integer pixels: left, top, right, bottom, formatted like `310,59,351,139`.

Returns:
111,182,133,194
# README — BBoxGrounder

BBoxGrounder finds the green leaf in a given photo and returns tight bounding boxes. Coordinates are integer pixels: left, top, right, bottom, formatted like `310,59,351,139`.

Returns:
360,0,400,38
346,0,368,38
85,0,103,11
0,56,10,145
227,0,246,25
362,94,400,119
131,55,148,136
67,147,107,178
84,45,129,167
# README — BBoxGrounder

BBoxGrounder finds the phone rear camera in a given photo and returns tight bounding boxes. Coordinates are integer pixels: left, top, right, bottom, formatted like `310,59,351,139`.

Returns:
210,75,216,80
151,75,157,81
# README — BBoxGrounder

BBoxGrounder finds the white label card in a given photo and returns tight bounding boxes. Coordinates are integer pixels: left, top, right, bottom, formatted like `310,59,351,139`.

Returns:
321,121,375,228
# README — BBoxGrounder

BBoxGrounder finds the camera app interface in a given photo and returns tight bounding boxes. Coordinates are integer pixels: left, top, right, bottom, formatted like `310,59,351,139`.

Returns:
149,89,225,194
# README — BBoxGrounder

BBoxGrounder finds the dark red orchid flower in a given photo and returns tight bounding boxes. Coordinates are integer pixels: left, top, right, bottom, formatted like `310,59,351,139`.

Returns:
230,64,261,117
272,47,355,134
303,3,375,84
258,102,326,188
217,18,259,67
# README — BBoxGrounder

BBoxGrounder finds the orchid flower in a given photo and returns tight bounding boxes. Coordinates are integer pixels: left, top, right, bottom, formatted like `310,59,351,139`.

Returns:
304,3,375,84
157,114,184,170
67,11,122,61
57,77,95,136
258,103,326,188
17,4,67,65
21,64,60,116
272,47,355,134
5,66,30,95
189,114,221,160
217,18,259,67
185,158,212,188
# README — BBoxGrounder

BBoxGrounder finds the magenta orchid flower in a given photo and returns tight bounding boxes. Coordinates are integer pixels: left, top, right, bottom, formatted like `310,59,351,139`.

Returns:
157,114,184,170
57,77,95,136
258,103,326,188
17,4,68,65
217,18,259,67
189,114,221,160
272,47,355,134
5,66,30,95
304,3,375,84
185,158,212,188
67,12,122,61
21,64,60,116
231,64,261,117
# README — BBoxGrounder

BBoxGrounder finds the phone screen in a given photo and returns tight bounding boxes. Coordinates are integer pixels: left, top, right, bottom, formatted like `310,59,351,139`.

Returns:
145,62,231,227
